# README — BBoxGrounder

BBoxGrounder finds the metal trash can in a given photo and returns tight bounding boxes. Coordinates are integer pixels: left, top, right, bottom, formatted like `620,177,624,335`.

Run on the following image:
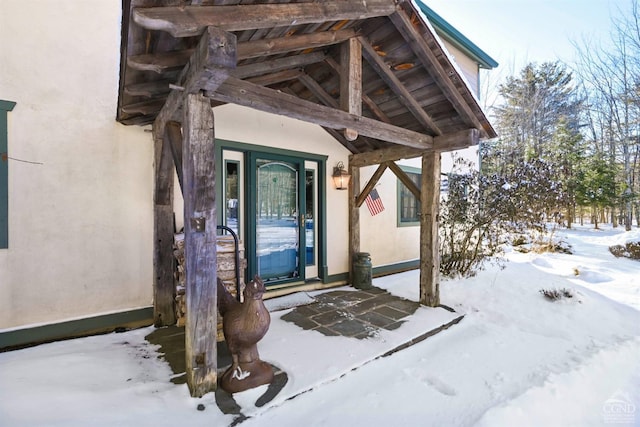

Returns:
352,252,372,290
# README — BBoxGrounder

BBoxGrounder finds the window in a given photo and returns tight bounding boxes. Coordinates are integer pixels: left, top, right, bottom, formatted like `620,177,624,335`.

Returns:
396,167,469,227
397,166,421,226
0,100,16,249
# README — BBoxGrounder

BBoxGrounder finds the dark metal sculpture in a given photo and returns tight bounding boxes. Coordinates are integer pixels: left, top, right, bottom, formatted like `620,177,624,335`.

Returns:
217,275,273,393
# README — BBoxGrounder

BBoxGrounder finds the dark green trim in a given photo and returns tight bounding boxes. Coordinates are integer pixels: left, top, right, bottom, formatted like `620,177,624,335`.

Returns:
317,161,328,283
0,306,154,351
325,272,349,284
373,259,419,277
216,138,328,163
396,164,421,228
0,100,16,249
215,139,328,286
222,158,241,240
417,2,499,69
323,259,420,286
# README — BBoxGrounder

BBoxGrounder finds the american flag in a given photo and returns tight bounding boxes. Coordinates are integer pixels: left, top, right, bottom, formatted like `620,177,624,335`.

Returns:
365,188,385,216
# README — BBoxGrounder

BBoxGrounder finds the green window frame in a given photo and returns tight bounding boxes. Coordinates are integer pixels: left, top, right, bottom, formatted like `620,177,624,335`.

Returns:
396,165,421,227
0,100,17,249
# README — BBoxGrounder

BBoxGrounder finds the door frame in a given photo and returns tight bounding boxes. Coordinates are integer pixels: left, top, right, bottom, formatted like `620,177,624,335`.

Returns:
215,139,328,286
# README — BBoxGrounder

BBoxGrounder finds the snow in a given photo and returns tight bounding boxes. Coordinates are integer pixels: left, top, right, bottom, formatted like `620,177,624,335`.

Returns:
1,224,639,427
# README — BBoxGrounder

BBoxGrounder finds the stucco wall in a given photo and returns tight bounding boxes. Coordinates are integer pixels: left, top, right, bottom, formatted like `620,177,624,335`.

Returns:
0,1,154,328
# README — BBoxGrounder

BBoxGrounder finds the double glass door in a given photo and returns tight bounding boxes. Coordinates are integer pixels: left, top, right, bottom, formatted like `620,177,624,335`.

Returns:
223,150,318,286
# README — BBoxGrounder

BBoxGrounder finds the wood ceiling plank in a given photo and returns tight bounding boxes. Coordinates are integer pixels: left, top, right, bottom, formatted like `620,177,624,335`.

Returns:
359,35,442,136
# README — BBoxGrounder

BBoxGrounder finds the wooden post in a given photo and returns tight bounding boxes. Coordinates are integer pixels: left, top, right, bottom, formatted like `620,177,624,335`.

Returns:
183,92,218,397
419,152,441,306
152,129,177,327
348,163,360,282
341,38,362,141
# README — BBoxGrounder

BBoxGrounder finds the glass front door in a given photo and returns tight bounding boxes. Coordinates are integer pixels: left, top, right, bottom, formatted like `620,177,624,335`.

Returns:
255,158,301,281
221,148,322,287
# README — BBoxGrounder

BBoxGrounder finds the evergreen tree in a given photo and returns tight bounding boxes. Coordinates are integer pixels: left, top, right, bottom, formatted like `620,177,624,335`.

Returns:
575,154,618,229
485,61,582,224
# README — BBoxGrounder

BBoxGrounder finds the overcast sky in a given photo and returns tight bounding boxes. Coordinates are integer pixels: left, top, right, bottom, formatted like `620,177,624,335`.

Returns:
425,0,631,77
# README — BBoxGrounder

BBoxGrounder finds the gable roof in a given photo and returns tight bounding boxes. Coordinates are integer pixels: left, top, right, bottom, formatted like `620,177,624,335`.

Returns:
117,0,497,155
417,2,498,70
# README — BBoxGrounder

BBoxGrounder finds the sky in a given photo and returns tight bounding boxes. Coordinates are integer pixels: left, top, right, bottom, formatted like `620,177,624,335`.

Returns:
425,0,632,79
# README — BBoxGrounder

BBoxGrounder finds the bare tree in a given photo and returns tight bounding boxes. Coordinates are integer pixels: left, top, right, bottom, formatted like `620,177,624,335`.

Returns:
573,0,640,230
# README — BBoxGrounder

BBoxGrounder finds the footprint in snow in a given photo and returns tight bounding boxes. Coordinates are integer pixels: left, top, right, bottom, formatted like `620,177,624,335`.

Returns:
424,375,457,396
403,369,457,396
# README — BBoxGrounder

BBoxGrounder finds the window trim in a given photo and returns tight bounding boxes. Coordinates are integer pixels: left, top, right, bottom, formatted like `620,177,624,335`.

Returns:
0,100,17,249
396,165,421,228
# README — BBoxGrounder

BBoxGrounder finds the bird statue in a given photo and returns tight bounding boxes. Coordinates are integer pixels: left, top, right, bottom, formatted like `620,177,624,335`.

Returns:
218,275,273,393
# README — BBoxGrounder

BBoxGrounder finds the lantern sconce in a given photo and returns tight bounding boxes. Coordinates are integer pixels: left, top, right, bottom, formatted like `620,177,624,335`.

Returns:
332,161,351,190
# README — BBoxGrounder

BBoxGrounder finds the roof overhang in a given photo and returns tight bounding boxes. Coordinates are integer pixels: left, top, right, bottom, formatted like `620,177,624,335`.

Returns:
117,0,497,156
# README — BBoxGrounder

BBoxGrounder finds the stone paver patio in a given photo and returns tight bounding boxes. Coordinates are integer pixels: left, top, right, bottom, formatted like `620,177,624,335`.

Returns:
280,287,420,339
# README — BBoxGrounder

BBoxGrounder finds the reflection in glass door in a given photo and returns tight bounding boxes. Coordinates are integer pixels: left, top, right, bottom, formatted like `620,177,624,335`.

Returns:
256,159,300,281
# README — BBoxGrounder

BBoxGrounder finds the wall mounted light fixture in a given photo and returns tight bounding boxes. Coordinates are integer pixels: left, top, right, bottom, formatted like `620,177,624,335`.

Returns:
332,161,351,190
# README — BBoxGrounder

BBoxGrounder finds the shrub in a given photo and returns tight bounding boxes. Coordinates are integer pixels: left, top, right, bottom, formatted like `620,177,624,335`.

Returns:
609,241,640,260
540,288,574,301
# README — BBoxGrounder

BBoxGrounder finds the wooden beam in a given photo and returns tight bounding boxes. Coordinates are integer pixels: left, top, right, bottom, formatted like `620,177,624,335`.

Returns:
433,128,480,152
362,94,391,124
419,152,441,307
387,161,420,200
165,121,184,192
298,73,339,108
350,145,425,167
153,26,236,149
348,129,479,167
127,30,354,76
235,51,325,79
207,77,433,149
389,9,485,134
359,36,442,136
133,1,396,37
348,164,360,283
355,163,388,208
128,50,194,74
341,38,362,141
248,69,303,87
125,79,173,98
153,128,177,328
327,55,392,125
238,29,356,60
183,93,218,397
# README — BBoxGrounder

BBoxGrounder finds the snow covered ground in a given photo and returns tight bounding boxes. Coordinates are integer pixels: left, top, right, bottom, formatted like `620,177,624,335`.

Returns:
1,224,639,427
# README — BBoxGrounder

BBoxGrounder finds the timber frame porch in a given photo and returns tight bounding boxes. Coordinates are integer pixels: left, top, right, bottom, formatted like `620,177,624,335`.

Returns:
117,0,496,397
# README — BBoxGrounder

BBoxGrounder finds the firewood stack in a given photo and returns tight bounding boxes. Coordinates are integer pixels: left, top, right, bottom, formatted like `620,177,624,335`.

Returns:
173,233,246,341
